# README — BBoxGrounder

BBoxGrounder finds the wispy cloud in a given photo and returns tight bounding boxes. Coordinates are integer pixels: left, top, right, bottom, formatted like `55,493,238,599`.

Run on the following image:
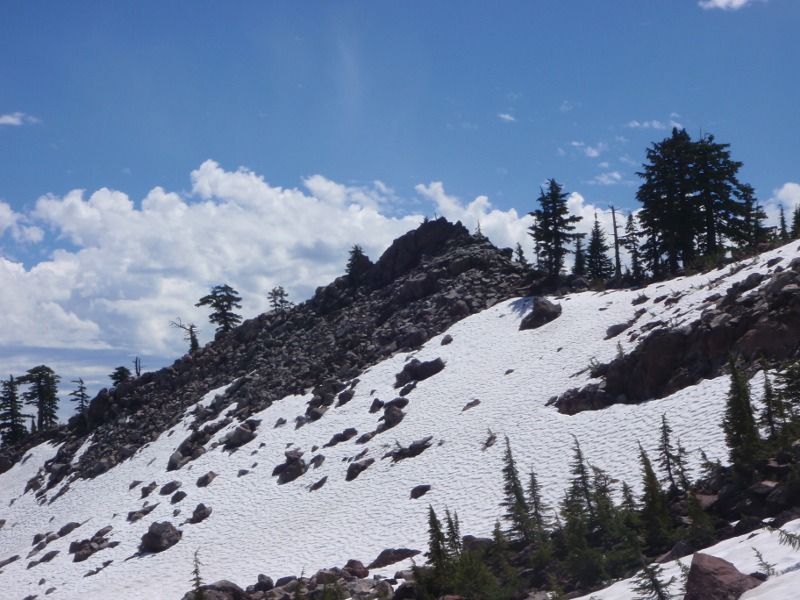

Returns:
559,100,580,113
627,119,666,129
627,118,684,131
497,113,516,123
571,141,607,158
699,0,760,10
0,112,41,126
592,171,624,186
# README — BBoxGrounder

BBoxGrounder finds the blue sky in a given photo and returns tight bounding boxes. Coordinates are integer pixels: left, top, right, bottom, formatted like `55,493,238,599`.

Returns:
0,0,798,417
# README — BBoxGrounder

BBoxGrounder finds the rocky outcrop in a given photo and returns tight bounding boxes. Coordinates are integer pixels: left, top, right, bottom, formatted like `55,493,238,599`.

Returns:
683,552,763,600
555,256,800,414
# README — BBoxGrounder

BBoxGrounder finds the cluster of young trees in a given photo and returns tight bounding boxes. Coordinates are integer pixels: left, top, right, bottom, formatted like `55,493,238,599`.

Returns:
526,128,787,286
415,357,800,598
0,365,60,445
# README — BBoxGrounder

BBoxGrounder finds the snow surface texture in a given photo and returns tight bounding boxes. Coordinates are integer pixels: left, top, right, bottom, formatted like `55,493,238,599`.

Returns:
2,243,800,599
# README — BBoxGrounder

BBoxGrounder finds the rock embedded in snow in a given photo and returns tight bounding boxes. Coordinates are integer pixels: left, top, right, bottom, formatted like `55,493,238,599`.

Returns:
394,357,446,388
159,480,182,495
345,458,374,481
367,548,420,569
683,552,763,600
410,485,431,499
518,296,562,330
196,471,217,487
139,521,182,554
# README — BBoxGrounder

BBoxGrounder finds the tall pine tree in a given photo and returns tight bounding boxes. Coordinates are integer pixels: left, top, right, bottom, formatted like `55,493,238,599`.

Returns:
527,179,583,282
0,376,29,445
586,212,614,282
20,365,60,432
723,357,761,477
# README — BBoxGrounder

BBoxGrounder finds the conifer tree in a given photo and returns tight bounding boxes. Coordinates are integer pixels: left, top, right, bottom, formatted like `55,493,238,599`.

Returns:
527,179,584,282
444,507,462,558
740,185,769,250
0,375,29,446
631,560,675,600
636,128,752,274
68,378,89,413
567,436,595,519
586,212,614,282
110,366,132,386
624,212,645,284
501,436,534,543
657,413,679,493
779,205,789,241
20,365,60,432
792,205,800,240
723,357,761,476
425,505,450,590
572,237,586,277
196,284,243,332
758,368,786,443
527,468,550,536
267,286,293,312
638,443,672,551
684,491,715,548
346,244,372,284
514,242,529,266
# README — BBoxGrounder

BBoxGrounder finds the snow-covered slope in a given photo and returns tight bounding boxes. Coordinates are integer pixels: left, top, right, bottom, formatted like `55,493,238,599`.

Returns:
2,242,800,599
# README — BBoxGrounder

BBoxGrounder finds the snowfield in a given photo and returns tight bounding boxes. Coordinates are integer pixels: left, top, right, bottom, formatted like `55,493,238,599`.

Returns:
2,242,800,599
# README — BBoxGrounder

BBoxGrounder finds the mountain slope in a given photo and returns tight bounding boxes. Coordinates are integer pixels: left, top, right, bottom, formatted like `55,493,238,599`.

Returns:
2,228,800,599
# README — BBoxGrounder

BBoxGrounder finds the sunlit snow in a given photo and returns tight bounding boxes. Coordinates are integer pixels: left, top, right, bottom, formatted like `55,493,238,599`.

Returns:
2,243,800,599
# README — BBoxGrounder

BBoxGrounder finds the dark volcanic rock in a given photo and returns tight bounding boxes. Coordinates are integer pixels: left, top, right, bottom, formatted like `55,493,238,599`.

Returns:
273,450,308,485
519,297,562,330
346,458,375,481
410,485,431,499
367,548,421,569
139,521,182,553
683,552,763,600
394,358,446,388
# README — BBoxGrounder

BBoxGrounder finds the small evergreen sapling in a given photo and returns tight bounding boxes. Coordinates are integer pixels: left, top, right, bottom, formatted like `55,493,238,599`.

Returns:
110,365,132,386
68,378,89,413
630,560,675,600
190,549,207,600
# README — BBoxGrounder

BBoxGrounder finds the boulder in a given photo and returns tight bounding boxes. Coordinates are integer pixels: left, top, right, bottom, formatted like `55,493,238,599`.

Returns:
160,480,182,495
273,450,307,485
519,297,561,330
343,559,368,579
683,552,763,600
222,424,257,450
346,458,375,482
190,503,212,524
367,548,421,569
394,358,446,388
410,485,431,499
197,471,218,487
139,521,182,553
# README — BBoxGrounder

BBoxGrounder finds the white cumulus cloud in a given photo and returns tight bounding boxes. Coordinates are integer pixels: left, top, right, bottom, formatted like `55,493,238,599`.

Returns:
2,161,424,365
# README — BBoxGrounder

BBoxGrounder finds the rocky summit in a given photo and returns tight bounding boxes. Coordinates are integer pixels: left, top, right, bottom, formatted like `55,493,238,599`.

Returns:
3,220,800,600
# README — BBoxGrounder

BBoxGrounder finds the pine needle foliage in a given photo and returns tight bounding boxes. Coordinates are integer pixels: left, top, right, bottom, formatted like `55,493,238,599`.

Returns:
722,357,761,477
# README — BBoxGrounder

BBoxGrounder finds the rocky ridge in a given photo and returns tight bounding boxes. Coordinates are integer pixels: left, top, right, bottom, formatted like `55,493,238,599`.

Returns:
0,218,533,493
